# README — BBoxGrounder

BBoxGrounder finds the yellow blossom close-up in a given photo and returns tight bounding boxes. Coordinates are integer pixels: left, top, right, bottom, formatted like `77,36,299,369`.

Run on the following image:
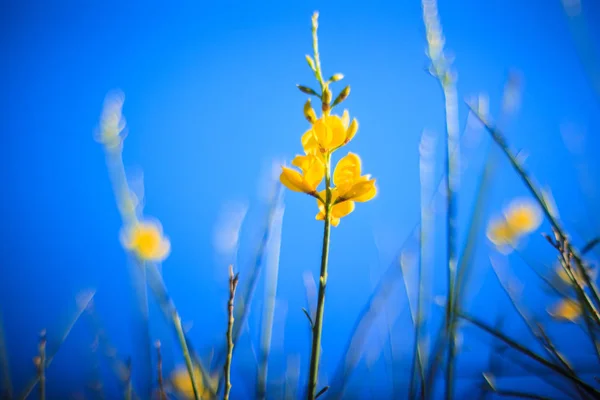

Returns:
280,154,325,195
301,110,358,156
314,152,377,226
120,219,171,262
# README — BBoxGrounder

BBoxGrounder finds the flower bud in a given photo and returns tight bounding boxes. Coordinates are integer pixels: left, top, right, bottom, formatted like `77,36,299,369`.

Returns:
305,55,316,71
297,84,318,96
328,73,344,82
332,85,350,107
303,99,317,123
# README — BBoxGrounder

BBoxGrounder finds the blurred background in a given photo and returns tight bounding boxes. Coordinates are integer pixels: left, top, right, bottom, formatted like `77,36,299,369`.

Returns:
1,0,600,398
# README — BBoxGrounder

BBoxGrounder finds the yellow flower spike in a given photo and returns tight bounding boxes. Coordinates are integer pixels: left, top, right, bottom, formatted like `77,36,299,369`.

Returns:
279,154,325,195
120,219,171,262
504,198,542,234
302,113,357,155
548,298,581,322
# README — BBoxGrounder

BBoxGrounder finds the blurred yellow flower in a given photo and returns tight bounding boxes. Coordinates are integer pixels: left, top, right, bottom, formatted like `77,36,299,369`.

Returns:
280,154,325,195
315,153,377,226
301,110,358,155
170,365,218,400
548,298,581,322
487,198,542,252
120,219,171,262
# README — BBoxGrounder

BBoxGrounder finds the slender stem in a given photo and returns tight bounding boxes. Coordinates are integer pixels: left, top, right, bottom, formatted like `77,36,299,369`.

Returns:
442,80,459,400
173,312,200,400
224,265,239,400
125,358,132,400
37,331,46,400
0,311,12,400
156,341,166,400
307,153,332,400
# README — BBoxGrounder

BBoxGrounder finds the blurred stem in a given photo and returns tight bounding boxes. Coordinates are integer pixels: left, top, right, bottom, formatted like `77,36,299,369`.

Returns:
257,200,284,400
37,331,46,400
0,311,12,400
468,104,600,320
173,311,200,400
125,358,132,400
441,78,459,400
156,341,166,400
308,152,332,400
459,312,600,397
224,265,239,400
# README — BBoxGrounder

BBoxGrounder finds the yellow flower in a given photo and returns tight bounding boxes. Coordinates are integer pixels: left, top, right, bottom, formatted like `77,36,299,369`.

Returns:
315,152,376,226
487,198,542,252
280,154,325,195
486,217,519,252
170,365,218,400
548,298,581,322
301,110,358,155
120,219,171,262
504,199,542,234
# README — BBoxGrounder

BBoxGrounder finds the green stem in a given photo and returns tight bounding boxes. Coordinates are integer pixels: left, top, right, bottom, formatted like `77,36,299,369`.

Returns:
442,80,459,400
173,312,201,400
224,266,239,400
307,154,332,400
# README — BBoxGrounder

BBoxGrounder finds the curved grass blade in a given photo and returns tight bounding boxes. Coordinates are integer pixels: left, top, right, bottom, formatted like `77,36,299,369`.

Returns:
459,312,600,398
19,290,96,400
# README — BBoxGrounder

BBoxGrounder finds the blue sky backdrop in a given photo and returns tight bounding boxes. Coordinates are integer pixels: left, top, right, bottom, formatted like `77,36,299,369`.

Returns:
2,0,600,398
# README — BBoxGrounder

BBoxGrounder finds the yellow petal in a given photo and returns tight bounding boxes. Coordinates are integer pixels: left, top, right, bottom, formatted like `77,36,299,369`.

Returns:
345,118,358,143
280,167,309,193
330,216,341,227
341,109,350,129
301,129,319,155
304,158,325,191
332,200,355,218
351,180,377,202
292,155,312,172
312,118,332,149
548,298,581,322
340,180,377,202
333,152,362,188
326,114,347,148
486,218,518,247
505,199,542,234
170,365,216,400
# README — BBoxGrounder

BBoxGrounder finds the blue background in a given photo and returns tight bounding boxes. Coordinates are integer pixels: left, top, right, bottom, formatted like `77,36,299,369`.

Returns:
2,0,600,398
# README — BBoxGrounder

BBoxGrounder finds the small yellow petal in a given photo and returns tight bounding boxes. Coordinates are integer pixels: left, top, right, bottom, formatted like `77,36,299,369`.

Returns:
548,298,581,322
301,130,319,155
326,115,347,148
332,200,355,218
304,159,325,191
280,167,309,193
330,217,341,227
341,109,350,129
486,218,518,247
333,152,362,188
312,118,331,148
346,118,358,143
340,180,376,202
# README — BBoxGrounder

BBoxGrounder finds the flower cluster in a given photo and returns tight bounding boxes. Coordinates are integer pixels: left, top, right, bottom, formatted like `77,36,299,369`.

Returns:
280,85,376,226
486,198,542,253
